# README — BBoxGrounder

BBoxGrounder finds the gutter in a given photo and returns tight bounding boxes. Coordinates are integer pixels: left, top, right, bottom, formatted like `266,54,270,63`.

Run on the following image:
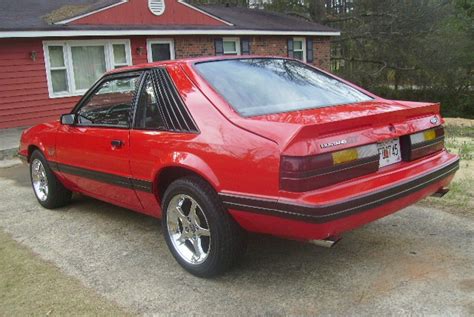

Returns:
0,29,340,39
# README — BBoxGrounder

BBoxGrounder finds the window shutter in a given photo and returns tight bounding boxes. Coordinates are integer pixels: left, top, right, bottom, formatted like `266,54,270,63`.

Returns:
306,38,314,63
287,39,294,58
241,38,250,55
215,38,224,56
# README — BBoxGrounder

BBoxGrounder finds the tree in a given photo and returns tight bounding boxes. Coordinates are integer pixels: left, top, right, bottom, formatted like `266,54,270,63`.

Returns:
188,0,473,117
326,0,473,117
264,0,473,117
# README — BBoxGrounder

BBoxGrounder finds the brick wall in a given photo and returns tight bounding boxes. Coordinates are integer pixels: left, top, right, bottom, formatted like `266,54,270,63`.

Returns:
313,37,331,71
173,35,332,71
249,36,288,57
175,36,217,58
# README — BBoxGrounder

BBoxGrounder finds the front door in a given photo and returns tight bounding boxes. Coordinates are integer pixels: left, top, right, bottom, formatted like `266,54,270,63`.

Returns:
147,39,175,62
55,73,143,210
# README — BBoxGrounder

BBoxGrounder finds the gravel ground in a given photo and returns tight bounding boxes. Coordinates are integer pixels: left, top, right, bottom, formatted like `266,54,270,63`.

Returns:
1,164,473,316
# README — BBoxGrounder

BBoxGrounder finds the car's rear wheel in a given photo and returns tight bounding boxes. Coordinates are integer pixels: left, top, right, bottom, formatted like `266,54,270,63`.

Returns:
162,176,246,277
30,150,72,209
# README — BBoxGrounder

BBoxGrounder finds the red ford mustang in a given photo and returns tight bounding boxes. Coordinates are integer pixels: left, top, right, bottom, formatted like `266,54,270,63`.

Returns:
19,56,459,277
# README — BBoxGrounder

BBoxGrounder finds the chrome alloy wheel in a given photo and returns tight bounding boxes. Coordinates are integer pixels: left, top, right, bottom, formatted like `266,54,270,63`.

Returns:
31,159,48,201
166,194,211,265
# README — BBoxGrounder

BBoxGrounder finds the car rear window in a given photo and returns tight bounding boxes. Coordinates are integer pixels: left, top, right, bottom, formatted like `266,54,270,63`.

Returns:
194,58,373,117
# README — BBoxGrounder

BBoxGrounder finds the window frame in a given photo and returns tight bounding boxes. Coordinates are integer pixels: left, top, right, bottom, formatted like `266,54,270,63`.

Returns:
292,37,306,62
71,70,144,129
133,72,168,131
147,38,175,63
43,39,133,99
132,69,199,133
222,37,241,55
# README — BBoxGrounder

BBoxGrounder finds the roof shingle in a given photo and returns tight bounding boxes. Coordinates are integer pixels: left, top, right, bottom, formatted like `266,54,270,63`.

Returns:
196,5,337,32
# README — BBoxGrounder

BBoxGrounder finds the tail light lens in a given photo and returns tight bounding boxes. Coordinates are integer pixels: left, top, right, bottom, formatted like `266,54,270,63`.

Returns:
401,126,444,161
280,144,379,192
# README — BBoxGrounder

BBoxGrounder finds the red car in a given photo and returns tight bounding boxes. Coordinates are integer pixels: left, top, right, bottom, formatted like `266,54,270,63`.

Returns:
19,56,459,277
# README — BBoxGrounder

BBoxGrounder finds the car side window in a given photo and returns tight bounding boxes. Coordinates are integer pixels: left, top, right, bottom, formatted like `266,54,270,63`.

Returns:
76,76,140,128
135,76,167,130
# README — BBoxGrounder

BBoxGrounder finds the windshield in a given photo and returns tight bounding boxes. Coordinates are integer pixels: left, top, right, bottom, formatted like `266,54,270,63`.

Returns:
194,58,373,117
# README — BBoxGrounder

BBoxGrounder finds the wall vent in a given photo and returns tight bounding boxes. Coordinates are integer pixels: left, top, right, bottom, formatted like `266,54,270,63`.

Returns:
148,0,165,16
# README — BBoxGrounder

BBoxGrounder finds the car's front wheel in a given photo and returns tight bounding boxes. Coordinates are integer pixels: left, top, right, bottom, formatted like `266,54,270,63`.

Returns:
162,176,246,277
30,150,72,209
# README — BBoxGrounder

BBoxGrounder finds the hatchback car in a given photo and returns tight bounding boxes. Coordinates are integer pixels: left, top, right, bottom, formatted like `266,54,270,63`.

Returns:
19,56,459,277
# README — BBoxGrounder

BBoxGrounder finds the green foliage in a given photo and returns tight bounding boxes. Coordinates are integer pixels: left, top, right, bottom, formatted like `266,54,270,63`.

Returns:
373,87,474,119
326,0,473,118
198,0,473,118
188,0,473,117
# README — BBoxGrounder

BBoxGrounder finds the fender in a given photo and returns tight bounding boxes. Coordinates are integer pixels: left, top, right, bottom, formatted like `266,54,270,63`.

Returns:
153,151,221,191
19,122,59,161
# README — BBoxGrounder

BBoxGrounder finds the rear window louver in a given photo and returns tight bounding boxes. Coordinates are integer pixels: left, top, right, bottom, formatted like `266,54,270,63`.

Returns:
150,68,199,133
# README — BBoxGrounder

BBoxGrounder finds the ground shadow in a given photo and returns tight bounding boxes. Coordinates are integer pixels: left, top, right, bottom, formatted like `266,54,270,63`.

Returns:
1,164,398,281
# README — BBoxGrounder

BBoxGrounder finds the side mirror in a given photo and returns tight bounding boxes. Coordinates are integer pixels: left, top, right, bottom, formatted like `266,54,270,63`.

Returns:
60,113,75,125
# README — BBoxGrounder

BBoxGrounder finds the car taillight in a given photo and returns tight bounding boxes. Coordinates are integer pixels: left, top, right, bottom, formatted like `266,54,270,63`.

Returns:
280,144,379,192
401,126,445,161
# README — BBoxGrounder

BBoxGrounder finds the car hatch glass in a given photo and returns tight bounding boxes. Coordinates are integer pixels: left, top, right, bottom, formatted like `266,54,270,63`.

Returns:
194,58,373,117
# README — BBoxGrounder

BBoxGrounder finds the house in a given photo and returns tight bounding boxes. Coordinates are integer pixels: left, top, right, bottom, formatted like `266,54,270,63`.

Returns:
0,0,339,129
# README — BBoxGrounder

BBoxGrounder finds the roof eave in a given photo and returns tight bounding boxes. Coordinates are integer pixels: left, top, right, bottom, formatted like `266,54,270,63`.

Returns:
0,29,341,39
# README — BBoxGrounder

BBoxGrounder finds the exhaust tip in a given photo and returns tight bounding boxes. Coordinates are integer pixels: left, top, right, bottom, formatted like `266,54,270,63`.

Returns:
309,236,341,248
431,187,450,198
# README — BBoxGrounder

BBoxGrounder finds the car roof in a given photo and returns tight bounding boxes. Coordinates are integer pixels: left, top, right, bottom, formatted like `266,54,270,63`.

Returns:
106,55,293,75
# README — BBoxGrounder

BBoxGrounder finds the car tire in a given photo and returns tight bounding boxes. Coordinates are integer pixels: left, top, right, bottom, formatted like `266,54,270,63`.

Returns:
162,176,247,277
30,150,72,209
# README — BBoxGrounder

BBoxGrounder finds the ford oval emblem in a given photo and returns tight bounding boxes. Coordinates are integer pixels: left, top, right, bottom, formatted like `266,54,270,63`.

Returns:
430,117,439,125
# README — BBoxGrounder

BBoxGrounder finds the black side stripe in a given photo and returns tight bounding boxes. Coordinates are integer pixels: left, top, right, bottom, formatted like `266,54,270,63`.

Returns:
219,159,459,223
131,179,154,193
49,161,153,193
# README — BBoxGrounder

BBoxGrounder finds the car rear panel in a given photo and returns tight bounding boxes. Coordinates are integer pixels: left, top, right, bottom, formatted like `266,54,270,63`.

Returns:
182,60,458,240
224,149,458,240
231,99,441,155
217,98,459,239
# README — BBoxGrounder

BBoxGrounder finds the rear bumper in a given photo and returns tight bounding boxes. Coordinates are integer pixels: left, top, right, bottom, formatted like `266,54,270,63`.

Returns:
223,151,459,240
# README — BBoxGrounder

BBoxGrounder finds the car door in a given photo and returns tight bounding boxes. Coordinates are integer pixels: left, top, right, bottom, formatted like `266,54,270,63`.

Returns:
55,72,144,211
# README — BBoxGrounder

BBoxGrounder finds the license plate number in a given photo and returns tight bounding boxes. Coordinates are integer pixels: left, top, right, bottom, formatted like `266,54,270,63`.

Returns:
377,138,402,168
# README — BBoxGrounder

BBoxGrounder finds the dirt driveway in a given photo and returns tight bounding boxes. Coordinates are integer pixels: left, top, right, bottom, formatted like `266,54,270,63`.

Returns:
1,164,473,316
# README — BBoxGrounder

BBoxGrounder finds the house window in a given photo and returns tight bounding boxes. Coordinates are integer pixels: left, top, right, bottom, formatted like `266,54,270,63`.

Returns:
44,40,132,98
147,39,175,62
223,37,241,55
293,37,306,62
47,46,69,93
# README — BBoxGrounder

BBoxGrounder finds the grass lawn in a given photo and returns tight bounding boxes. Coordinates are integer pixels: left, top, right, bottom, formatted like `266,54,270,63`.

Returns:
419,118,474,216
0,231,132,316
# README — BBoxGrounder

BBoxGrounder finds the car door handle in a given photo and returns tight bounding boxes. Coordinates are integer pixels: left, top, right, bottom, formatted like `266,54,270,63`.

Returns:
111,140,124,149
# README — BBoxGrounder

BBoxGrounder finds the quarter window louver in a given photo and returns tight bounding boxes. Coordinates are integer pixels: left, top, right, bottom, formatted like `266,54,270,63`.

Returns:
148,0,165,16
149,68,199,133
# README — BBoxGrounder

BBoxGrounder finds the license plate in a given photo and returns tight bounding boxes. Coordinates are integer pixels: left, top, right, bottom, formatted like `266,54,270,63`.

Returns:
377,138,402,168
